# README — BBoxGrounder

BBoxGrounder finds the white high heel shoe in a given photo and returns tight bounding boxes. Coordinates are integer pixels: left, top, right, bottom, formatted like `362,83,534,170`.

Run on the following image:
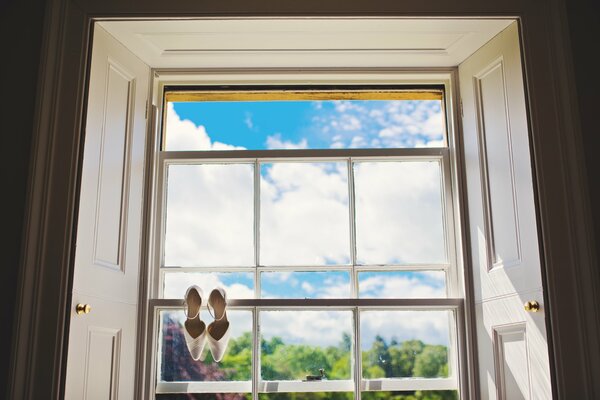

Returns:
206,287,231,362
183,285,207,361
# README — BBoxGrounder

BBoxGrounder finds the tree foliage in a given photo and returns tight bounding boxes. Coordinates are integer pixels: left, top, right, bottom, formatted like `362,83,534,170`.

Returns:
159,313,456,400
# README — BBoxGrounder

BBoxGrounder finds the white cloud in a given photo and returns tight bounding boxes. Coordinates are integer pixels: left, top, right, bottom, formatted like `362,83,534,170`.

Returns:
301,281,315,294
164,103,245,151
354,161,446,264
260,162,351,265
164,272,255,300
349,135,367,148
244,112,255,130
260,310,353,347
265,133,308,150
164,163,255,267
359,273,446,299
259,309,450,348
360,310,451,348
316,100,445,149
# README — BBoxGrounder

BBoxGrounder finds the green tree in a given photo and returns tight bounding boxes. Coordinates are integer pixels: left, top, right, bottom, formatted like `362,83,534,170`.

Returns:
413,345,448,378
389,340,425,377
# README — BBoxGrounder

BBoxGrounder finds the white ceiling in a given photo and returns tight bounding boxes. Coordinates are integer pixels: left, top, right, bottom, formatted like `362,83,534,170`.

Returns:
99,18,514,69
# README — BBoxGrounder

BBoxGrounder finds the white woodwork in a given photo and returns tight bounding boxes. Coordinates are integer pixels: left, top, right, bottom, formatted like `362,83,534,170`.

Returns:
93,61,133,271
475,60,521,271
64,25,149,400
460,22,552,399
98,19,513,68
494,323,529,400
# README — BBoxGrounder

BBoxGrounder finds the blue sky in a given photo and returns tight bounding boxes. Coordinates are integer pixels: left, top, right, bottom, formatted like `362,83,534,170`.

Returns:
172,101,315,149
168,99,445,150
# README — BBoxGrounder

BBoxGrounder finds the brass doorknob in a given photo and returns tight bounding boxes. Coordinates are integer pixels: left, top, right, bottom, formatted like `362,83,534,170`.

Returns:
76,303,91,315
524,300,540,312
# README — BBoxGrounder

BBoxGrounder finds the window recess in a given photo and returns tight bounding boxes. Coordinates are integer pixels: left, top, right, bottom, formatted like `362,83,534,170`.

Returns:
148,88,463,400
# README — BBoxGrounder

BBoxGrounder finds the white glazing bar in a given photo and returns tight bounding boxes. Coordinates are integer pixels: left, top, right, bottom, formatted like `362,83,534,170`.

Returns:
161,266,257,273
455,296,469,398
146,306,160,398
252,307,259,400
155,160,168,298
156,381,253,394
159,148,447,163
254,160,261,300
353,308,362,400
257,265,353,272
441,152,460,298
155,378,458,394
348,158,358,298
150,298,462,309
361,377,457,391
160,264,450,273
447,309,459,391
258,379,355,393
354,263,451,271
253,160,259,400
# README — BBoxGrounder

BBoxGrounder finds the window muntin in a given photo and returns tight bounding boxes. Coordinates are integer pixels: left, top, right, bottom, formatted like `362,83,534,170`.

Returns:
152,88,461,399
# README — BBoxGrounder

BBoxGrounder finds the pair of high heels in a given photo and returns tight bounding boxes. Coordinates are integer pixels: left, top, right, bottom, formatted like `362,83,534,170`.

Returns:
183,286,230,362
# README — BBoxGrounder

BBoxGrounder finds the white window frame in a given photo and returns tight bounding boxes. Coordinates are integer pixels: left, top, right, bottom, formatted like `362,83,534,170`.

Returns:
143,70,469,400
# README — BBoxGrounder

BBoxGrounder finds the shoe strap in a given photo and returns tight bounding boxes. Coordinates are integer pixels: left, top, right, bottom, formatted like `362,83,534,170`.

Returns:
183,300,200,319
207,289,227,321
184,286,202,320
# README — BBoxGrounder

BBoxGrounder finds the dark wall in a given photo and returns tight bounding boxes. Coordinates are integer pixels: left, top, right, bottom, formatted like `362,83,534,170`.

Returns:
0,0,47,396
0,0,598,396
565,0,600,264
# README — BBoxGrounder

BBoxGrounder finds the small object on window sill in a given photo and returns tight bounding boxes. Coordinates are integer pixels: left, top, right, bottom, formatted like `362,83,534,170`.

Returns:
304,368,325,381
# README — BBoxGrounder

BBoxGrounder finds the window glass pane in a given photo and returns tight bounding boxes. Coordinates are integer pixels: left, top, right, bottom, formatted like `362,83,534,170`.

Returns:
159,310,252,382
164,164,254,267
163,272,254,299
261,271,351,299
354,161,446,265
164,97,445,151
358,271,446,299
361,391,458,400
260,162,350,266
360,310,453,379
260,311,353,381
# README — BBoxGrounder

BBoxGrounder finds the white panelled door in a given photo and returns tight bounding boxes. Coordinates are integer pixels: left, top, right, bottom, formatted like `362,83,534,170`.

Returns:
459,23,552,399
65,26,149,400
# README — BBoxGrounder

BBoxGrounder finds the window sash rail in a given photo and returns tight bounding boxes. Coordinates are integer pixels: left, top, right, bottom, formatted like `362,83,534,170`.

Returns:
154,377,458,394
158,147,448,164
159,263,451,272
150,297,462,309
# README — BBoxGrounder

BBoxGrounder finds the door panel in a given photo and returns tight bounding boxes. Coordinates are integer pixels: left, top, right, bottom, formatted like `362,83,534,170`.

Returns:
65,25,149,399
475,291,551,400
459,22,552,399
476,59,521,271
66,295,138,400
